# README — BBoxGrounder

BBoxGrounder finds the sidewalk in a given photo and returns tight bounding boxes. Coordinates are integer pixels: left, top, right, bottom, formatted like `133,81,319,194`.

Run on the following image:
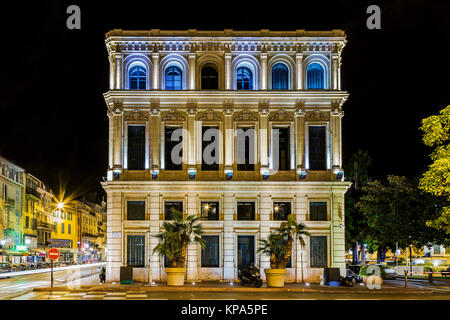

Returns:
33,280,431,294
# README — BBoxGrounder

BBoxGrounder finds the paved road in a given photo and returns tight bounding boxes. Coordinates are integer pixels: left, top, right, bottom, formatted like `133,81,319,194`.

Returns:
0,264,103,300
10,290,450,300
2,271,450,300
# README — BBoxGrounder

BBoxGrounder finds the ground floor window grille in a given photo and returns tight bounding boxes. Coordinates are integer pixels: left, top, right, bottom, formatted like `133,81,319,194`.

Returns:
127,235,145,267
201,235,219,267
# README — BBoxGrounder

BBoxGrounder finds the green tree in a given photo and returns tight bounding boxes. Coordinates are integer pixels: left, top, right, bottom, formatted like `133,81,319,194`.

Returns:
357,175,449,261
419,105,450,233
344,149,372,264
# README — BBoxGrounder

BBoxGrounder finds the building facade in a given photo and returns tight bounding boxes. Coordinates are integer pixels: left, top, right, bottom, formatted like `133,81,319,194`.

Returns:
102,29,350,283
0,156,25,262
24,173,55,262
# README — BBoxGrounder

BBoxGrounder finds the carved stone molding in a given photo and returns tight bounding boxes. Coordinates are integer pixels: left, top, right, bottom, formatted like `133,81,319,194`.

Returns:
233,109,258,122
197,109,222,121
161,110,186,121
269,110,293,121
305,109,329,121
295,108,306,117
125,110,149,121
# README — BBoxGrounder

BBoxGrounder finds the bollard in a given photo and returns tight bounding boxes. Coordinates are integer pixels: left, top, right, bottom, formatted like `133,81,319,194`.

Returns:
404,269,407,287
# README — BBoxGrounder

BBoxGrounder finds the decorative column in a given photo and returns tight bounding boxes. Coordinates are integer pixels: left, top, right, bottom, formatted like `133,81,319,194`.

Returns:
337,56,342,90
295,108,306,174
187,108,197,177
105,191,122,282
331,104,344,173
189,53,196,90
259,193,271,280
224,108,234,177
112,106,123,170
295,52,304,90
150,108,160,175
107,110,114,180
152,53,160,90
109,55,116,90
115,53,122,90
149,192,161,280
332,53,339,90
225,53,232,90
259,108,269,175
223,193,235,281
260,52,268,90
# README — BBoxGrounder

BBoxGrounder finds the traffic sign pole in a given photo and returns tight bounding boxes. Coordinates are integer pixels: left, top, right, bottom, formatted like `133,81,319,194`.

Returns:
51,260,54,288
47,248,60,289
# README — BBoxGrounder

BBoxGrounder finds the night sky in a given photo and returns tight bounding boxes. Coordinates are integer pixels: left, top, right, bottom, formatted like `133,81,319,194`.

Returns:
1,0,449,200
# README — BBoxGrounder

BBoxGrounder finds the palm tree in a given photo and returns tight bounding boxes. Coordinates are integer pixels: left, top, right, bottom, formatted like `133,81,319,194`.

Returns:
153,208,205,268
258,215,310,269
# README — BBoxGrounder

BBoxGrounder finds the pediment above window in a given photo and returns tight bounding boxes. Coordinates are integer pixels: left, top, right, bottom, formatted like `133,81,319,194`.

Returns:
161,110,186,121
233,109,258,122
305,109,329,121
197,109,223,121
125,110,149,121
269,110,293,121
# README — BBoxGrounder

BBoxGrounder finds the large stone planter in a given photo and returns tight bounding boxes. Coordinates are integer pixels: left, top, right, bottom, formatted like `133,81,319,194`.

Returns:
362,275,383,287
165,268,185,286
264,269,287,287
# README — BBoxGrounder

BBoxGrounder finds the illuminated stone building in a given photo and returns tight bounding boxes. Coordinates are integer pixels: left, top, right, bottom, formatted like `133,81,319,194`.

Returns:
102,29,350,283
0,156,25,261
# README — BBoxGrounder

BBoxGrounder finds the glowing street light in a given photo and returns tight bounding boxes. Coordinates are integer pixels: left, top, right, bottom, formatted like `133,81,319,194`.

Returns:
57,202,64,210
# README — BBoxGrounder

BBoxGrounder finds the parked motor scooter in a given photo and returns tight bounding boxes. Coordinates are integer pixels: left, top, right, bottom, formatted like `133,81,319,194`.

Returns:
238,263,263,288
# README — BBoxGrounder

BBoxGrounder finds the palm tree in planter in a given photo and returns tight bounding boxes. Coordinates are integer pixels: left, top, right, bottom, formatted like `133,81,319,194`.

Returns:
153,208,204,286
258,215,310,287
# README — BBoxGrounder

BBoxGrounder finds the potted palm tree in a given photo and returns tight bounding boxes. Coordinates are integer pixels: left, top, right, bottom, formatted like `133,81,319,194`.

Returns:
258,215,310,287
153,208,204,286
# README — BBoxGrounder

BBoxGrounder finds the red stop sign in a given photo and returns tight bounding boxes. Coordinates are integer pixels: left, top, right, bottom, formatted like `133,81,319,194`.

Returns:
48,248,60,260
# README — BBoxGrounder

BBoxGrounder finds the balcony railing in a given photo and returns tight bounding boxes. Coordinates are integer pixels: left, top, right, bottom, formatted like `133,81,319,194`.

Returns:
37,221,54,230
26,187,41,199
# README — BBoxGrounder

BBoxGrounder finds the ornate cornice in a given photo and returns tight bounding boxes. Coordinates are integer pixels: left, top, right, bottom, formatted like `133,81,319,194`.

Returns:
305,109,329,121
161,110,186,121
233,109,258,122
197,109,222,121
125,110,148,121
269,110,293,121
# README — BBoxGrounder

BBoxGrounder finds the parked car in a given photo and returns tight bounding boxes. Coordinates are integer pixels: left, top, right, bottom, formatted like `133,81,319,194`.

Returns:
0,262,12,273
379,264,397,279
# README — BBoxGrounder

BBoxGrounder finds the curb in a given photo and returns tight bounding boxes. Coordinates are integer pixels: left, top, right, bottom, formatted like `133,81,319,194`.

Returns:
33,285,429,294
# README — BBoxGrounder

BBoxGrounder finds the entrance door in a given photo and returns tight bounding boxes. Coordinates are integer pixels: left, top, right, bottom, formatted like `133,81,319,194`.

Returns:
237,235,255,269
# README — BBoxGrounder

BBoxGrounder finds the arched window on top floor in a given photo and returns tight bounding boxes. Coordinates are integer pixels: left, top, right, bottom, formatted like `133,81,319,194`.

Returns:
236,66,253,90
201,66,218,90
272,63,289,90
129,66,146,90
307,63,324,89
165,66,182,90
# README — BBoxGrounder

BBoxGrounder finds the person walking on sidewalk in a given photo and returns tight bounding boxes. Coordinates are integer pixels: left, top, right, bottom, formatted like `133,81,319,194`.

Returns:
99,266,106,284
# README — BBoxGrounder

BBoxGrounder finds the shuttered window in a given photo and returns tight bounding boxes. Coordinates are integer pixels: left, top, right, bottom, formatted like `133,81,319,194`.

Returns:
127,201,145,220
201,235,219,267
310,236,327,267
165,201,183,220
128,125,145,170
309,126,326,170
310,202,327,221
127,235,145,267
165,126,183,170
237,202,255,220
